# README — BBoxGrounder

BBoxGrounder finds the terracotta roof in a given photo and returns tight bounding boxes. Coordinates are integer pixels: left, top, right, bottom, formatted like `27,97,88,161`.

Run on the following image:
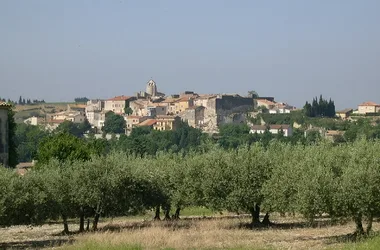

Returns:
107,95,133,101
126,115,142,119
161,98,179,103
137,119,157,127
359,101,380,106
175,96,194,103
47,119,66,124
130,100,147,107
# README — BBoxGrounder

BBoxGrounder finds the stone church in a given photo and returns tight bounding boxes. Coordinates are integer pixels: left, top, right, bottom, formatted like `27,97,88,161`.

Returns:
0,102,11,167
136,79,165,99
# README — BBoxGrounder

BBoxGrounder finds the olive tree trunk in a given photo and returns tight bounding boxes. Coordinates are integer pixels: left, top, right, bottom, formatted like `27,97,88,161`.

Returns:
154,205,161,220
366,213,373,235
171,207,181,220
79,207,85,232
163,205,171,220
92,202,101,231
250,204,261,226
62,213,69,235
354,213,364,235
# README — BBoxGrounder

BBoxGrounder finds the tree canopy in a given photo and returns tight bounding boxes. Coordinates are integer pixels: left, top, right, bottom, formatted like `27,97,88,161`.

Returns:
102,112,126,134
303,95,335,118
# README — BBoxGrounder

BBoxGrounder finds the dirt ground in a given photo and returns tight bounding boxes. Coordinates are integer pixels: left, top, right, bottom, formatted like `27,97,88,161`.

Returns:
0,215,377,249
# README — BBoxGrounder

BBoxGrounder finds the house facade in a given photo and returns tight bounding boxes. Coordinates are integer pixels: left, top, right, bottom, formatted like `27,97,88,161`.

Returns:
51,110,86,123
336,108,353,119
87,110,106,129
125,116,147,131
104,95,135,114
179,106,205,128
250,124,293,137
153,115,181,131
174,97,195,114
255,99,276,110
85,99,104,124
24,116,38,126
358,102,380,114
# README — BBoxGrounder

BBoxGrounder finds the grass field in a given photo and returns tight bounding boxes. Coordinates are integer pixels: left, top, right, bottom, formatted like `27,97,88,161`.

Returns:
1,211,380,250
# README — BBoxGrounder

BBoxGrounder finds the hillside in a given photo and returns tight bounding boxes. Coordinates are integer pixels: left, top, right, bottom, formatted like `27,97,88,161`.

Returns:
13,102,85,123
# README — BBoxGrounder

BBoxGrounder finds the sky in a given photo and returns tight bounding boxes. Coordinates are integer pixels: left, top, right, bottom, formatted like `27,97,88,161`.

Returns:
1,0,380,109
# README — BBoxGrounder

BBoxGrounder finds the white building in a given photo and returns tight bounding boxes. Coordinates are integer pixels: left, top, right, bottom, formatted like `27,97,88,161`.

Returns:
250,124,293,137
85,99,106,128
357,101,380,114
268,102,295,114
24,116,38,126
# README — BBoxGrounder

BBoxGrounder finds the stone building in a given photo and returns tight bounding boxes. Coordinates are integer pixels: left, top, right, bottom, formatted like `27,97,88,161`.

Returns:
146,79,157,97
86,99,106,128
153,115,181,131
194,94,253,134
104,95,136,114
136,79,165,99
0,103,11,167
179,106,205,128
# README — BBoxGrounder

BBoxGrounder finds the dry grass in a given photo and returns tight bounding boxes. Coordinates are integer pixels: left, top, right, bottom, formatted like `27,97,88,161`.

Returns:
64,219,370,250
1,216,380,250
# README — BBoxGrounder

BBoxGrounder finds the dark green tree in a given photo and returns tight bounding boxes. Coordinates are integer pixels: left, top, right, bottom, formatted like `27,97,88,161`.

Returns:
15,123,49,162
8,108,18,168
304,95,336,118
102,112,126,134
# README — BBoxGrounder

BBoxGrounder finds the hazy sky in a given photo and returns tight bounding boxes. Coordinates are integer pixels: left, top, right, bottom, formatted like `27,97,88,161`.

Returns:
1,0,380,109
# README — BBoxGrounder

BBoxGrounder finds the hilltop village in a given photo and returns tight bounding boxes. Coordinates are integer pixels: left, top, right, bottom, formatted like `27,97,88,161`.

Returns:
2,79,380,169
20,79,297,135
4,79,380,143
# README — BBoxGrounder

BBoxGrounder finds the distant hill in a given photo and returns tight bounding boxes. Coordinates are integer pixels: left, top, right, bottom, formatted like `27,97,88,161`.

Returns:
13,102,84,123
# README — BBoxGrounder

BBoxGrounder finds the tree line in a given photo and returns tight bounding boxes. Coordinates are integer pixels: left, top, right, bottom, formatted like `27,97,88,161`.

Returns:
74,97,89,103
1,134,380,236
303,95,336,118
18,96,45,105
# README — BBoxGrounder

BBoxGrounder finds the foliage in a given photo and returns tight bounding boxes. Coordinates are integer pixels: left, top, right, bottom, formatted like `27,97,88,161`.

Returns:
303,95,335,118
102,112,126,134
4,137,380,236
55,120,91,138
248,90,259,99
74,97,89,103
7,108,18,167
124,107,133,115
36,132,91,165
257,111,305,125
15,123,49,162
